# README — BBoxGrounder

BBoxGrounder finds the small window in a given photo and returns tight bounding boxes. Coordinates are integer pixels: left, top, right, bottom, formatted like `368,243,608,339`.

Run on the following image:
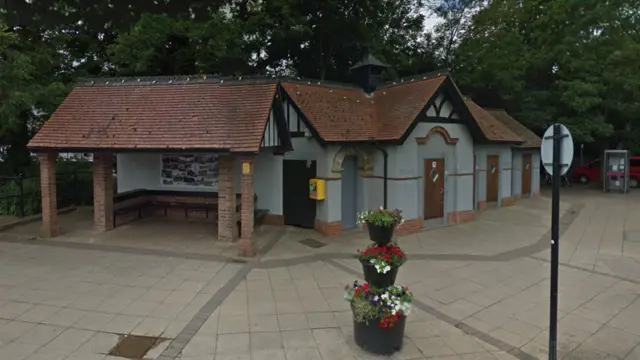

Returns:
630,159,640,167
589,159,600,169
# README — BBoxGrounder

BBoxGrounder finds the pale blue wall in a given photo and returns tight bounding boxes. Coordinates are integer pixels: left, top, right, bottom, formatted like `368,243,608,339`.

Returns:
512,150,523,197
510,149,542,198
361,150,385,212
254,151,283,214
532,152,541,195
116,149,283,215
117,153,243,193
473,144,513,206
377,122,476,225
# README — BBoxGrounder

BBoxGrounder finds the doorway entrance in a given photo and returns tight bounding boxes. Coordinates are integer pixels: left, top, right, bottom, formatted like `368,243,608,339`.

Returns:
341,156,358,229
283,160,317,228
486,155,500,202
522,153,532,195
424,158,445,219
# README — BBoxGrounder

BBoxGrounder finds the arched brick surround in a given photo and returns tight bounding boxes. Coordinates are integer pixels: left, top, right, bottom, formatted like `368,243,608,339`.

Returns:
415,126,459,145
331,146,373,175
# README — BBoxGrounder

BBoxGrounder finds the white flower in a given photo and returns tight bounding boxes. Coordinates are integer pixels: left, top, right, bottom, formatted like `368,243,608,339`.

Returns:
399,302,413,315
381,292,389,300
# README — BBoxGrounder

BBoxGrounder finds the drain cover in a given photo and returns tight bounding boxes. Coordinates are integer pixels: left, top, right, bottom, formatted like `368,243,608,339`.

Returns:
108,334,166,359
298,238,327,248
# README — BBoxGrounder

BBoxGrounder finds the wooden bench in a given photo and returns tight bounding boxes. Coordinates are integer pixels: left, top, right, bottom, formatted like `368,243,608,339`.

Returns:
113,190,268,230
113,190,150,226
149,200,221,219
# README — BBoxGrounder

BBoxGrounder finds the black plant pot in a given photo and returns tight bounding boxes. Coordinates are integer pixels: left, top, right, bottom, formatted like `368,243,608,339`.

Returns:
353,315,406,355
360,259,399,288
367,222,396,244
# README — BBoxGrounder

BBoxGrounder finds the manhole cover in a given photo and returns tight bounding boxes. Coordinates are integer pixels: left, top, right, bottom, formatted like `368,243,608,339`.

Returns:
299,238,327,248
108,334,166,359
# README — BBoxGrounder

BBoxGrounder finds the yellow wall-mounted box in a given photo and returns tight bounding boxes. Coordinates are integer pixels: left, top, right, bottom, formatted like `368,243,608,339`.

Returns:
309,178,326,200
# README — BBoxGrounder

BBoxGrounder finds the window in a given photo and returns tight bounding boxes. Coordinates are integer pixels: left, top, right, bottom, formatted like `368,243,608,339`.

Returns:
630,159,640,168
588,159,600,169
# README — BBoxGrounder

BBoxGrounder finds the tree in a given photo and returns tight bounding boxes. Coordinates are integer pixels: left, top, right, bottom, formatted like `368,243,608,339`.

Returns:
452,0,640,148
427,0,486,68
108,14,198,76
0,27,68,171
241,0,435,81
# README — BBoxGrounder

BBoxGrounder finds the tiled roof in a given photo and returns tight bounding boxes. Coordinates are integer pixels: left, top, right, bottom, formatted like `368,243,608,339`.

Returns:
487,109,541,148
464,99,524,143
28,81,277,152
281,76,446,141
281,83,375,141
374,77,446,140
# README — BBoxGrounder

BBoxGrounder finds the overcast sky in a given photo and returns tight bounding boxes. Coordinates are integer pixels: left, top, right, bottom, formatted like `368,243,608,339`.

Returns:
424,15,441,32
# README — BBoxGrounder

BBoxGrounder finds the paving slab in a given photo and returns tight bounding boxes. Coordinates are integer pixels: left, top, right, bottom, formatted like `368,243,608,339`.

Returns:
2,189,640,359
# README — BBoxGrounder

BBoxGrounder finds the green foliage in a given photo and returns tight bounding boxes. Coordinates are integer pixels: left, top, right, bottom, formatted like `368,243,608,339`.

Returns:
452,0,640,151
2,0,640,175
194,14,258,75
357,208,404,227
344,282,414,328
108,14,198,76
0,161,93,217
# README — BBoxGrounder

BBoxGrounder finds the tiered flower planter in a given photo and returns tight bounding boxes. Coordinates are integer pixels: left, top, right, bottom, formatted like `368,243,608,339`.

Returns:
366,222,396,245
353,308,407,354
344,208,413,356
359,258,398,288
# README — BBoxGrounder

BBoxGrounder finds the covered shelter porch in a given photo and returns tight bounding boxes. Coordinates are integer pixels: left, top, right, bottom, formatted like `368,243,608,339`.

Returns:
27,76,292,257
2,206,280,258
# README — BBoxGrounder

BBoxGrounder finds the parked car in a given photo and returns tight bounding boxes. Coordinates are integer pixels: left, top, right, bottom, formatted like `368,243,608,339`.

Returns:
572,157,640,188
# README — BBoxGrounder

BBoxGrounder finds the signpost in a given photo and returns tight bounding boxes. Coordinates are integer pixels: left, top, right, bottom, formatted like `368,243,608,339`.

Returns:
540,124,574,360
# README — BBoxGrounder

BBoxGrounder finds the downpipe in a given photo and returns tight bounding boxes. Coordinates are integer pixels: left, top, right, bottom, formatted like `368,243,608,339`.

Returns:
371,141,388,208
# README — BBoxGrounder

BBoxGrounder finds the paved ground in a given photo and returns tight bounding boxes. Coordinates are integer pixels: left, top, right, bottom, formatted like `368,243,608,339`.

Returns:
0,187,640,359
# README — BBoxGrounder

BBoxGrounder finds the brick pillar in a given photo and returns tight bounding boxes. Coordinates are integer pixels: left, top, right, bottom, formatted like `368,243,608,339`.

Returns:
38,152,60,237
238,156,255,257
218,155,236,242
93,152,114,232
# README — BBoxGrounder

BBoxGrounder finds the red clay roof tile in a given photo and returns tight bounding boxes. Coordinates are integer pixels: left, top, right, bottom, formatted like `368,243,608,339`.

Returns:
30,76,526,152
373,77,446,140
464,99,523,143
281,76,446,142
281,83,375,141
28,82,277,152
487,109,541,148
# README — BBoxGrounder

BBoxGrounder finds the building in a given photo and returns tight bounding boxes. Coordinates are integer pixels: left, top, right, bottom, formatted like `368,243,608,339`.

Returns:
27,56,541,256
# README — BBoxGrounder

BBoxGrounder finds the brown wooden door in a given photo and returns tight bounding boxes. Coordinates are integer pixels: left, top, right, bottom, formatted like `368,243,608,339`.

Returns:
424,159,445,219
486,155,500,202
522,153,532,195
